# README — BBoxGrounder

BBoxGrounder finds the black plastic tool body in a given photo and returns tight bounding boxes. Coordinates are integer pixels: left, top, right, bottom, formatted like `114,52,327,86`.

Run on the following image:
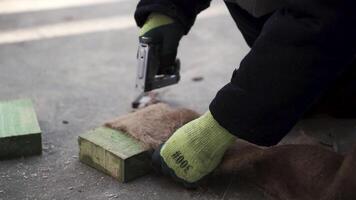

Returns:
132,36,180,108
139,36,180,92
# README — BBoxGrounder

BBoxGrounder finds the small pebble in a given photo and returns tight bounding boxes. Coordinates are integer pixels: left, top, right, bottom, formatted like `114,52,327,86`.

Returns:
105,193,118,198
192,76,204,82
62,120,69,124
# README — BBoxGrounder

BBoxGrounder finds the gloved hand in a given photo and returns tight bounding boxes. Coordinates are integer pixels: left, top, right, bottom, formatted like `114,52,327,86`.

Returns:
139,13,184,74
152,111,236,188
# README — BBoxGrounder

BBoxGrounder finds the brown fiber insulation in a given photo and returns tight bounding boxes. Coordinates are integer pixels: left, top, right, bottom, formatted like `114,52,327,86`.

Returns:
105,103,356,200
105,103,200,149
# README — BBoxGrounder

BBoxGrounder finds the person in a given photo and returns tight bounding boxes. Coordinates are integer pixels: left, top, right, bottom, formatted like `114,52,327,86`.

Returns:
134,0,356,187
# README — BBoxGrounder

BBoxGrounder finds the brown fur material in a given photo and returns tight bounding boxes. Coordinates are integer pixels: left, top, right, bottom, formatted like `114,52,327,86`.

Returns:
105,103,200,149
218,141,354,200
105,104,356,200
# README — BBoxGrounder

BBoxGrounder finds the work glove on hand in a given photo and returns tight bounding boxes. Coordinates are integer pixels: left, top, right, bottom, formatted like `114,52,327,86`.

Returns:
139,13,184,74
152,111,236,188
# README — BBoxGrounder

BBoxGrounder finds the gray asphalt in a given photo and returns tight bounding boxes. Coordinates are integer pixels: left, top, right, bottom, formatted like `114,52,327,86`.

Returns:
1,1,355,200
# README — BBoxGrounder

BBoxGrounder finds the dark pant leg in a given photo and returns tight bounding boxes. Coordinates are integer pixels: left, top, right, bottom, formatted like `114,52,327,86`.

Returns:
210,0,356,146
329,59,356,118
307,58,356,118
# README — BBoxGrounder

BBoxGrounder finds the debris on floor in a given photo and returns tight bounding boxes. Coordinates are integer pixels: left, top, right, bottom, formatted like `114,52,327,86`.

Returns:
192,76,204,82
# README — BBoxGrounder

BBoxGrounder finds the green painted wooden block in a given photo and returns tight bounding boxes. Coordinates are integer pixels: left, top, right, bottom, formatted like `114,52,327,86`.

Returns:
78,127,151,182
0,99,42,159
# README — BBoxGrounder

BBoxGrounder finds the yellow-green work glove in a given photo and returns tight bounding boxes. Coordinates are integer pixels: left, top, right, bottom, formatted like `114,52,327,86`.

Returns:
152,111,236,187
139,13,184,74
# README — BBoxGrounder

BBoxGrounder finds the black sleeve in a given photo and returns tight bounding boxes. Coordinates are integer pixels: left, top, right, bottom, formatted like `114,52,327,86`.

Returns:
134,0,211,34
210,0,356,146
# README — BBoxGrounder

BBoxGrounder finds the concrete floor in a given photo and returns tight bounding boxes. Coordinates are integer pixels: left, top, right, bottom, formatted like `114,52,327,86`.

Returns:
1,1,355,200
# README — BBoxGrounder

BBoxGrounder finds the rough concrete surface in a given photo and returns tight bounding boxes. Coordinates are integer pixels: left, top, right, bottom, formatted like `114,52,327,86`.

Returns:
0,1,355,200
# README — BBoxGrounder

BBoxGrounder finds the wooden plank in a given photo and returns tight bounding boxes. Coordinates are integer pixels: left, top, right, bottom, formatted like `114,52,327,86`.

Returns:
0,99,42,159
78,127,151,182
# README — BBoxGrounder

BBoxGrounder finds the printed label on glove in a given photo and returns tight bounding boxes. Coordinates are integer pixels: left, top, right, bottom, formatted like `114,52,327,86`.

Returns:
171,151,193,173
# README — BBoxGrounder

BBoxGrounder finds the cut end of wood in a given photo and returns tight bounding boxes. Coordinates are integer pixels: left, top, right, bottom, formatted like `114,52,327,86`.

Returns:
0,99,42,159
78,127,151,182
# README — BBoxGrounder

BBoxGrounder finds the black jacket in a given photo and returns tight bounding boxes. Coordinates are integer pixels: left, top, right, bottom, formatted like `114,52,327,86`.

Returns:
135,0,356,146
135,0,211,34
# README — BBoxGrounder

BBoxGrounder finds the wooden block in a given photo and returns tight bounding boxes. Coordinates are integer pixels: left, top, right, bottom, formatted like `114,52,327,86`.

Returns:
78,127,151,182
0,99,42,159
